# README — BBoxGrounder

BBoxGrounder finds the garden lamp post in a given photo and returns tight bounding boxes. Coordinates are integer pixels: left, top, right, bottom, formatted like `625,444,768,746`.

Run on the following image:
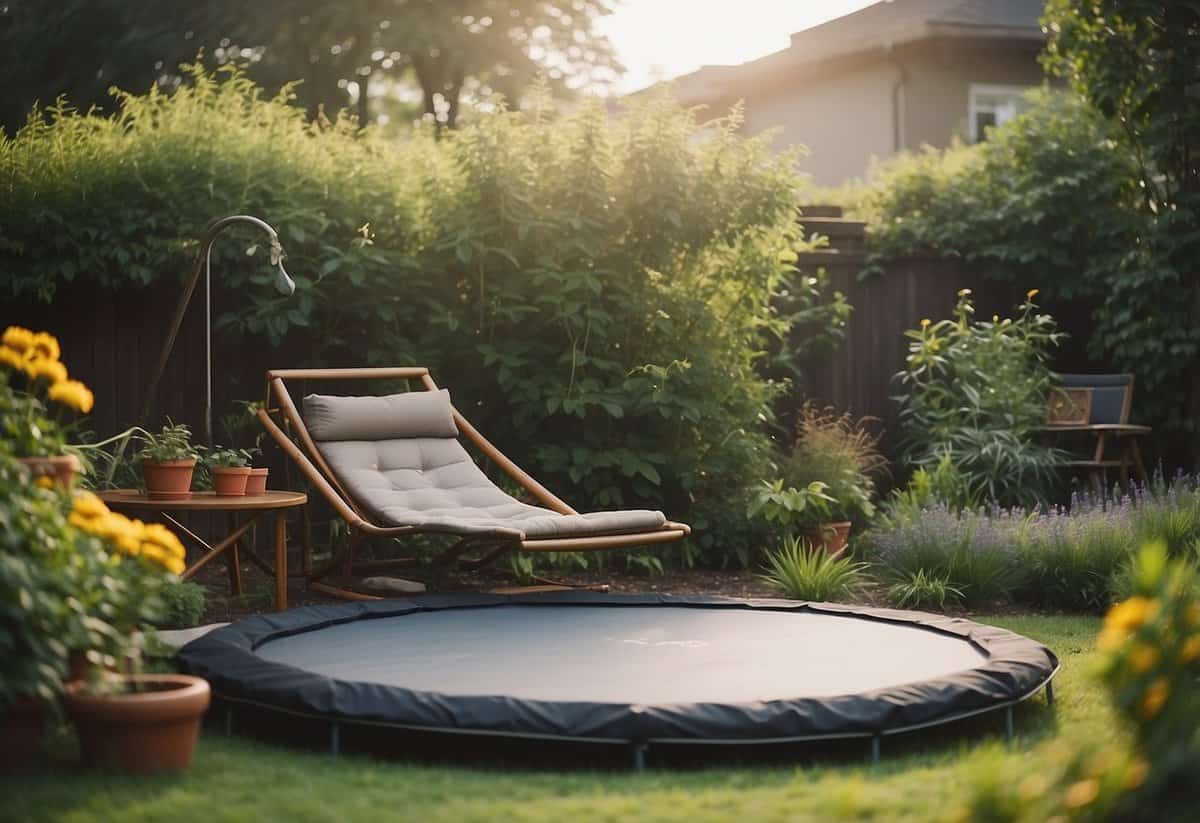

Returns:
140,215,296,446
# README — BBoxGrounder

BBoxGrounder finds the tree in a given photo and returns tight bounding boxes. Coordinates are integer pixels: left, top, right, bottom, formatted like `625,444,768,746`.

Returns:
1042,1,1200,438
0,0,621,133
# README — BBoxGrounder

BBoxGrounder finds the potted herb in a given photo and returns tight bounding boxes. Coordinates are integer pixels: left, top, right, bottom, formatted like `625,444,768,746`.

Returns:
223,400,269,493
137,422,198,500
60,490,210,773
0,326,94,488
204,446,252,496
748,479,851,552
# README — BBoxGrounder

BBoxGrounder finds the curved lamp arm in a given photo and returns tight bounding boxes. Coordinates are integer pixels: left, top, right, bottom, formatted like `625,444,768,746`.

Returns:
138,214,297,446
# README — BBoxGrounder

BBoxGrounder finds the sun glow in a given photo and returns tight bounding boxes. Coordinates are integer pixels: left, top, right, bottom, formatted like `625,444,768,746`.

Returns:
600,0,880,93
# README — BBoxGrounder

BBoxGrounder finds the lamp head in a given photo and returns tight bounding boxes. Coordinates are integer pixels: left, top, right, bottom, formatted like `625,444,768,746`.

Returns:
269,236,296,296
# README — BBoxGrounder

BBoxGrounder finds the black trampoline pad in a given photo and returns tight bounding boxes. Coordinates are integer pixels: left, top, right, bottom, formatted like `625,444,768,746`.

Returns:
256,605,987,703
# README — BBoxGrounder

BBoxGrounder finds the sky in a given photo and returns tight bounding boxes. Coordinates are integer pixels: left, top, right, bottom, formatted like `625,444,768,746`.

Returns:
599,0,882,93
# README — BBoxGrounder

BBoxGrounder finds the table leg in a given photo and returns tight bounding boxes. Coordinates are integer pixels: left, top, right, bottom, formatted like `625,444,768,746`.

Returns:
275,510,288,612
226,512,243,596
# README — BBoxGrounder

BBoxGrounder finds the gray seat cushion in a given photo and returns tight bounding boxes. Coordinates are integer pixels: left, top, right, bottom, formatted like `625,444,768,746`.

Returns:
304,391,666,540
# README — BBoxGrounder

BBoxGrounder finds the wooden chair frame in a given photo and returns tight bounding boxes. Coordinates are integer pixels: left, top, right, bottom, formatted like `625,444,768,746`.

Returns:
258,367,690,600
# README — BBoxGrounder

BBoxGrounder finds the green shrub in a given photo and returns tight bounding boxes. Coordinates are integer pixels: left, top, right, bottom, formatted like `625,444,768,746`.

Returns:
155,580,207,629
747,480,835,534
1017,507,1134,613
878,453,979,527
759,536,867,602
894,289,1064,508
885,569,964,611
0,67,850,565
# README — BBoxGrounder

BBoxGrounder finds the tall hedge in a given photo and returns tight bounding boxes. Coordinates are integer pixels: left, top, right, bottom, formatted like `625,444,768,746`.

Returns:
0,66,838,562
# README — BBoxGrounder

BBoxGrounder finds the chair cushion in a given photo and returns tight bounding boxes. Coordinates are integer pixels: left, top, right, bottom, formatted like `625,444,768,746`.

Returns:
311,429,667,540
304,390,458,441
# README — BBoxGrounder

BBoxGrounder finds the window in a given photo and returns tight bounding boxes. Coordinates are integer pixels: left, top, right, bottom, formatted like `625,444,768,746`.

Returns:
968,84,1033,142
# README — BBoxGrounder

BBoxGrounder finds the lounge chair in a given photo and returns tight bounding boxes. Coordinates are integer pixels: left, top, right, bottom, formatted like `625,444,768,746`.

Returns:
257,367,689,599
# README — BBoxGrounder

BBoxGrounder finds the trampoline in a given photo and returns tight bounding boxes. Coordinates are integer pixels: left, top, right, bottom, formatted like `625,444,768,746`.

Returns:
178,592,1059,766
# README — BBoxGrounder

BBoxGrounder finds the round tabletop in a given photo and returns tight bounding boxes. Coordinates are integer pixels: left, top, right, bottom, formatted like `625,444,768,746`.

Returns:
97,489,307,511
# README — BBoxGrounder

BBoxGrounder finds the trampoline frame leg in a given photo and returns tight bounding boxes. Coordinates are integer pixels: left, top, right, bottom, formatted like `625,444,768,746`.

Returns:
1004,706,1015,742
330,721,341,758
1045,680,1056,706
631,743,647,772
870,735,881,765
224,703,235,737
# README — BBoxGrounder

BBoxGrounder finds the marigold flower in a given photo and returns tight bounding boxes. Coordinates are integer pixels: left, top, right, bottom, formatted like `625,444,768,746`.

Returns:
48,379,94,413
1180,635,1200,664
28,357,67,385
140,522,186,560
71,491,110,519
1128,644,1160,673
1123,758,1149,790
1,326,34,353
1027,288,1040,300
1104,596,1157,635
1064,778,1099,808
29,331,60,361
1139,677,1170,719
0,345,23,371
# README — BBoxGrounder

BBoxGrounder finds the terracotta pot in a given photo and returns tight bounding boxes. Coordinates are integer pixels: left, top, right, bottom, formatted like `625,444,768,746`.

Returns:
244,467,269,495
17,454,81,489
210,466,251,496
801,521,853,554
0,696,46,769
142,458,196,500
63,673,210,773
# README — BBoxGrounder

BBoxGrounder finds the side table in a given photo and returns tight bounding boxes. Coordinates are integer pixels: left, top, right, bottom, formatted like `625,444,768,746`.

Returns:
97,489,307,611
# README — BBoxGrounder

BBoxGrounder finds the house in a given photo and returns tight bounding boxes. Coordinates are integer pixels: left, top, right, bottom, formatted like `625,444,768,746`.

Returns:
663,0,1048,186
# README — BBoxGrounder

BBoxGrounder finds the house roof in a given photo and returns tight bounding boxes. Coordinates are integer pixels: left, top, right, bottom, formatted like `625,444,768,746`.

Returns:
663,0,1045,103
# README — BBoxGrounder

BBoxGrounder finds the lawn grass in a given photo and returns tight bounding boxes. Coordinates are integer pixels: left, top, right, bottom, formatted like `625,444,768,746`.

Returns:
3,614,1110,823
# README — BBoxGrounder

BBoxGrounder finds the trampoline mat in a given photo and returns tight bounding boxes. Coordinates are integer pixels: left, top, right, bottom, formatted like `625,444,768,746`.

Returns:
256,605,987,703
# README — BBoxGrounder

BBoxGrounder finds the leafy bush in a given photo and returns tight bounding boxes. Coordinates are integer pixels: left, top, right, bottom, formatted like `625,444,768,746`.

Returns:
136,422,198,463
885,569,963,611
759,537,867,602
777,404,884,525
155,580,207,630
0,67,849,564
747,480,835,533
895,289,1064,508
878,453,979,527
1017,503,1135,613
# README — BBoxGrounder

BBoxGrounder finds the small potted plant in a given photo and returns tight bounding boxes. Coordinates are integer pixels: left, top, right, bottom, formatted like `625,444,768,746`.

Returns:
60,490,210,773
138,422,198,500
204,446,252,496
222,400,269,493
0,325,94,488
748,479,850,552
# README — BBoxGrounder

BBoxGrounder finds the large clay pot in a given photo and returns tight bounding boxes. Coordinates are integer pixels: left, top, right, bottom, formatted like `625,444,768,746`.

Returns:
0,697,46,770
801,521,853,554
244,467,269,495
210,466,251,496
17,455,80,489
142,459,196,500
63,673,210,773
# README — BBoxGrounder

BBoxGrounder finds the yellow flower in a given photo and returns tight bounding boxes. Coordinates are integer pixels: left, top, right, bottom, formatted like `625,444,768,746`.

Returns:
140,523,186,560
1180,635,1200,664
1,326,34,353
1105,596,1157,635
35,475,55,489
29,332,60,361
1124,758,1149,790
992,314,999,323
1027,288,1040,300
920,318,931,328
1128,644,1160,673
0,345,23,371
957,288,972,297
1139,677,1170,719
1064,778,1100,809
28,357,67,385
71,491,110,520
48,379,94,413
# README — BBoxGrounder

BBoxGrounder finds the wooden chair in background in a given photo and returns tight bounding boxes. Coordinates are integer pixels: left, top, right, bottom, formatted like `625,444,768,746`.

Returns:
1042,374,1151,493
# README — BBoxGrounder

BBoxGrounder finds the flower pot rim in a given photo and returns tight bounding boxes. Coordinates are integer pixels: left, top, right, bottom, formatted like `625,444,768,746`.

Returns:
142,458,197,467
248,467,269,474
210,465,252,475
65,673,210,705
